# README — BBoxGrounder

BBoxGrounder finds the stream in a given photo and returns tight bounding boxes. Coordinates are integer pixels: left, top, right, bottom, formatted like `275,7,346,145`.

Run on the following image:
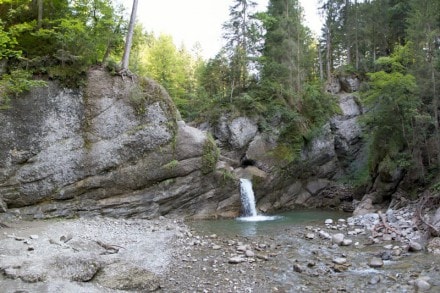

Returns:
164,210,440,292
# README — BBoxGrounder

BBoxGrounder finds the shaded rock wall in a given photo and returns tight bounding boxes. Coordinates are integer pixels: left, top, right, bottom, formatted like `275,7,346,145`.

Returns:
206,89,365,214
0,68,239,220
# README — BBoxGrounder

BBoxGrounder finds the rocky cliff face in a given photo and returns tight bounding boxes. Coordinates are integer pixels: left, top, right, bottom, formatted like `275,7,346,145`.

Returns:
0,68,238,220
207,76,366,214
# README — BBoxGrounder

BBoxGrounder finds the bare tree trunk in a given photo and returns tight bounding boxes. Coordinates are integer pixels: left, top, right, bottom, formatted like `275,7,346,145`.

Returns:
355,0,359,70
318,43,324,81
37,0,43,28
326,26,332,82
121,0,138,72
431,59,440,168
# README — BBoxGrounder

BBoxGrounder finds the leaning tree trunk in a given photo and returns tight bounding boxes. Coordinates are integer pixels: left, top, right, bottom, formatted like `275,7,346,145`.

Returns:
121,0,138,72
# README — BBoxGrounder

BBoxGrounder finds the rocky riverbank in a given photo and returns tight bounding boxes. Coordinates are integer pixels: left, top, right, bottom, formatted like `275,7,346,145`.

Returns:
1,205,440,292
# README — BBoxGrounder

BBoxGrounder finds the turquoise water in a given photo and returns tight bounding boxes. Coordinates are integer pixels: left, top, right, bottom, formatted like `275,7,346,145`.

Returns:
188,209,349,237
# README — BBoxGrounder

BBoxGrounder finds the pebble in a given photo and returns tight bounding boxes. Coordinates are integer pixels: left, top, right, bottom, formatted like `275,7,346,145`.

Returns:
236,245,247,252
414,278,431,291
305,233,315,240
228,256,245,264
29,235,39,240
332,257,347,265
369,275,382,284
409,241,423,252
368,257,384,268
293,263,304,273
245,250,255,257
256,254,269,261
319,231,331,239
212,245,221,250
341,239,353,246
332,233,345,245
325,219,333,225
382,234,392,241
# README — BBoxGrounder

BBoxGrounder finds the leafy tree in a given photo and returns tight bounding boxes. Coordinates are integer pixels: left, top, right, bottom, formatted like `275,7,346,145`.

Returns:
362,44,420,175
0,69,46,109
406,0,440,168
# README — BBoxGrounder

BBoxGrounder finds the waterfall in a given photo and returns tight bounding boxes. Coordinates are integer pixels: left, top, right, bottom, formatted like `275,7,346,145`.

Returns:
239,178,258,217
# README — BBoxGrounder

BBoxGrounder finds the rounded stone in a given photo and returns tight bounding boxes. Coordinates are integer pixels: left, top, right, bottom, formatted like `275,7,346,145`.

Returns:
368,257,384,268
332,233,345,245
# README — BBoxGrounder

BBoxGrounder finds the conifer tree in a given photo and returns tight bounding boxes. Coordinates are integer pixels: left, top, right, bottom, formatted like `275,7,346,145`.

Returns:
222,0,260,99
260,0,311,108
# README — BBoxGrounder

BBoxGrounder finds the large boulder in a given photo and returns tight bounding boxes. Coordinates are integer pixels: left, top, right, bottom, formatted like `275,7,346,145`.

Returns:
214,116,258,150
339,74,361,93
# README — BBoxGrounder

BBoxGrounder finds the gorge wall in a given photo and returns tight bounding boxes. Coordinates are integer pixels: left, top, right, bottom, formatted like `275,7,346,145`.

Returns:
0,69,368,220
0,68,239,220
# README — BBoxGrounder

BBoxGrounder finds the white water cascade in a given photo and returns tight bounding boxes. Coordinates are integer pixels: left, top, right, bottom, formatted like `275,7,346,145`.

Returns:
239,178,258,217
238,178,281,222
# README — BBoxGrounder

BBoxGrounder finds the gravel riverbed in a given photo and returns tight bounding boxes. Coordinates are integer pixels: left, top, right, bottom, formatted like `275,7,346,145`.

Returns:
1,209,440,292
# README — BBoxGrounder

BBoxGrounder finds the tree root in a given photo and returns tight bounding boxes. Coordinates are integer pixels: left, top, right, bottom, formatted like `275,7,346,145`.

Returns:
371,211,403,240
117,68,135,81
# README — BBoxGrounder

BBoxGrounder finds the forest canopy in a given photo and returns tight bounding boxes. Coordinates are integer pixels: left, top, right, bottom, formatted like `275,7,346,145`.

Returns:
0,0,440,190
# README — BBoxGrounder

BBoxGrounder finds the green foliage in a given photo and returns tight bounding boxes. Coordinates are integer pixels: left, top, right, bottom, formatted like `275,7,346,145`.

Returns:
0,69,47,109
163,160,179,170
128,84,146,114
0,0,126,87
362,44,420,173
201,133,220,174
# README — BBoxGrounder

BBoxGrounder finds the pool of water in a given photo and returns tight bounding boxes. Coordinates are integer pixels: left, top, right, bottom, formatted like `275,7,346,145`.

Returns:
188,209,349,237
185,209,440,292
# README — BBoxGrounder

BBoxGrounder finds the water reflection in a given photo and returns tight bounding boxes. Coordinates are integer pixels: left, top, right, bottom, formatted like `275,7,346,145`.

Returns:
189,209,349,237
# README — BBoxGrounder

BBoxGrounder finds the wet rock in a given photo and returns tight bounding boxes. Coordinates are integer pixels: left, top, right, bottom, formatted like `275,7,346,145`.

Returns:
368,257,384,268
325,219,333,225
380,251,392,261
409,241,423,252
332,257,347,265
319,231,331,239
369,275,382,285
414,278,431,291
333,264,349,272
392,248,402,257
341,239,353,246
332,233,345,245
